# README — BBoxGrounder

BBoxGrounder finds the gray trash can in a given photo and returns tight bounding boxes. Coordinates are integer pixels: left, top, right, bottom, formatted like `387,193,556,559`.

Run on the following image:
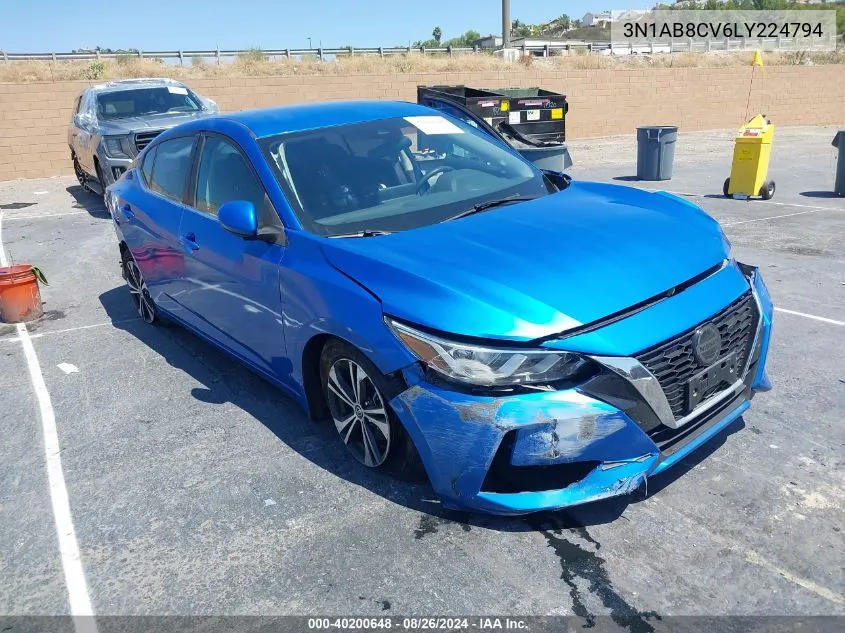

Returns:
636,126,678,181
833,130,845,197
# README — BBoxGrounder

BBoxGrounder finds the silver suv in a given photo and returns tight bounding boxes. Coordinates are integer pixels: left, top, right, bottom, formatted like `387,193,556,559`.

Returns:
68,78,218,194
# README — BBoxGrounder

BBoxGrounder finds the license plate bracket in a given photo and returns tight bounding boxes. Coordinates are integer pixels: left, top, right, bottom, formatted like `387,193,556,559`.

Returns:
685,353,737,412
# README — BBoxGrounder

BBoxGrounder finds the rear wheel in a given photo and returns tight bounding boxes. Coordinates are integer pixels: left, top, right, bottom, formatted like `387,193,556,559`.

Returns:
320,339,423,478
121,249,159,325
723,178,731,197
760,180,775,200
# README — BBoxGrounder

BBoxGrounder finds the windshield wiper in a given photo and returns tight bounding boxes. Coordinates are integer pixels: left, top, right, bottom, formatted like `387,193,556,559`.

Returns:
443,195,540,223
329,229,392,238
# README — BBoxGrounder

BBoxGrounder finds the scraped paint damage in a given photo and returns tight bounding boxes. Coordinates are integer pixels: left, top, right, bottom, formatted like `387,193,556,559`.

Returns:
390,368,660,515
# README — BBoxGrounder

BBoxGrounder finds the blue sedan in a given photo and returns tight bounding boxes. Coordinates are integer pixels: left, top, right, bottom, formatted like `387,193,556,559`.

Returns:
106,101,773,515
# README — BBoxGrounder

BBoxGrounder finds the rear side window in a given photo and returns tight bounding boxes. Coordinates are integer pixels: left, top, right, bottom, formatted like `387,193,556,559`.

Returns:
149,137,195,202
140,146,157,187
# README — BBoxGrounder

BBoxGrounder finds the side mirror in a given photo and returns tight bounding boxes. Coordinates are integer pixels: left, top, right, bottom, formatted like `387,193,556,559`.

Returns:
542,169,572,192
202,97,220,114
218,201,258,238
73,113,94,130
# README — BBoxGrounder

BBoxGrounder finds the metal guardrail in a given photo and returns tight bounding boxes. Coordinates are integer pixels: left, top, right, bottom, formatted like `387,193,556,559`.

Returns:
1,36,841,63
0,46,480,63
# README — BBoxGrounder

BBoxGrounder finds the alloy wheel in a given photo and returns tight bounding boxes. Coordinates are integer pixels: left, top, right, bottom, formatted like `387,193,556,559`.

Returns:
124,258,156,324
326,358,392,467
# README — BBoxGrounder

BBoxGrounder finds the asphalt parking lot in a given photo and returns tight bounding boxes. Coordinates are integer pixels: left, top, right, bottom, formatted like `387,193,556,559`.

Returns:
0,126,843,622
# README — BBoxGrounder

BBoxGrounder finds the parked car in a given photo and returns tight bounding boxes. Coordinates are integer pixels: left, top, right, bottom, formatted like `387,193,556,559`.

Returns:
106,101,773,515
68,78,218,195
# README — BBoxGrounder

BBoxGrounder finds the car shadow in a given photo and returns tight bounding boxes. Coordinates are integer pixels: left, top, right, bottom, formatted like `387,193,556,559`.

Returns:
66,185,109,218
799,190,841,199
98,285,744,534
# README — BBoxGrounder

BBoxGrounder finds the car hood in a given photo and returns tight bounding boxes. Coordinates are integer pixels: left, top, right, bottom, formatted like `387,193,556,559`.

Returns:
321,181,730,342
98,111,213,135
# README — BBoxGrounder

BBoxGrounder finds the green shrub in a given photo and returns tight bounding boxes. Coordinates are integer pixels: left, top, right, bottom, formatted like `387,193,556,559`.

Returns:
83,61,105,79
239,48,268,63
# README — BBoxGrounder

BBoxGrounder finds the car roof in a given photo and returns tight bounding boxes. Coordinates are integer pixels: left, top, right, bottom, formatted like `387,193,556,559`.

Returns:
221,100,438,138
87,78,189,95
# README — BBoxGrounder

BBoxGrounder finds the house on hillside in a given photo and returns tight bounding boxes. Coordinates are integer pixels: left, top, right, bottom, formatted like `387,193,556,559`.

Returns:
582,11,612,27
582,9,650,28
475,35,503,49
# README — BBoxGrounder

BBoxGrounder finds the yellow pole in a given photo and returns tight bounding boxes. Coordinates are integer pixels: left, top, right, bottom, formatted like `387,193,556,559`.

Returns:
744,51,765,123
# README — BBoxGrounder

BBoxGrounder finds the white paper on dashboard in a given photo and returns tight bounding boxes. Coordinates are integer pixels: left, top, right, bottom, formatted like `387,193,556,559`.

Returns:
404,115,464,135
167,86,189,95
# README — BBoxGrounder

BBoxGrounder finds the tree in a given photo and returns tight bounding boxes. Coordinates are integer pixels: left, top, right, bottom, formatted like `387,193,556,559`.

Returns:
432,26,442,43
552,14,571,31
511,19,533,38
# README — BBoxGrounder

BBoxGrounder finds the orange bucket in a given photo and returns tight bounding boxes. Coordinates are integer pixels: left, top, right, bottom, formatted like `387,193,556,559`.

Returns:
0,265,44,323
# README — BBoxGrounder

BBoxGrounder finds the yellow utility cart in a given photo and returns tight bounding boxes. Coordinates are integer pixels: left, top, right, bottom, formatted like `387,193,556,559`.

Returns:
723,114,775,200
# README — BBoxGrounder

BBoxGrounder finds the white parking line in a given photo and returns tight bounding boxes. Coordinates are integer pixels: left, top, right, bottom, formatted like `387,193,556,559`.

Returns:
774,307,844,326
0,318,141,344
722,210,819,226
646,494,845,606
646,188,842,215
0,211,98,633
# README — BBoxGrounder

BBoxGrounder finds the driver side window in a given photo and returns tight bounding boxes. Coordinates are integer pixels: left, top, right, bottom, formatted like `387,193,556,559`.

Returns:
194,136,278,227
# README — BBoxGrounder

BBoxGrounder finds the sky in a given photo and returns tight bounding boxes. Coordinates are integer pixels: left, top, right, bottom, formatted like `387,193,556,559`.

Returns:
0,0,651,53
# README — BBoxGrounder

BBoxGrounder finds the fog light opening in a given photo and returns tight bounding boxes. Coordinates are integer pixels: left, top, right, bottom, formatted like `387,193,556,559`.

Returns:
481,431,600,494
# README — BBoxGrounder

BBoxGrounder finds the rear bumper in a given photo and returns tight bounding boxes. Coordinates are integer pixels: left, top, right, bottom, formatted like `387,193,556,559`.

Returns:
388,266,773,516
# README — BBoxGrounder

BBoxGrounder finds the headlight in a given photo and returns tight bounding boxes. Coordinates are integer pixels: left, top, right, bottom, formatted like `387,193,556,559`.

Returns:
103,136,130,159
386,318,590,387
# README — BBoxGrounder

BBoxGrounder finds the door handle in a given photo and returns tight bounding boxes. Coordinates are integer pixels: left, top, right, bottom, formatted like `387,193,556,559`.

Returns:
121,204,135,220
179,232,200,252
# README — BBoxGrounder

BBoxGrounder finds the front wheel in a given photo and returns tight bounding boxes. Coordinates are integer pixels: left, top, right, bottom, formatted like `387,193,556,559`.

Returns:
72,153,87,188
760,180,775,200
320,340,423,478
94,161,107,198
121,250,160,325
723,178,731,198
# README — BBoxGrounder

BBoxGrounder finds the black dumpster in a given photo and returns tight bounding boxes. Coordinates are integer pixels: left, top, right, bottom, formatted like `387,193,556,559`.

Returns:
492,87,568,144
833,130,845,197
417,85,572,172
636,126,678,181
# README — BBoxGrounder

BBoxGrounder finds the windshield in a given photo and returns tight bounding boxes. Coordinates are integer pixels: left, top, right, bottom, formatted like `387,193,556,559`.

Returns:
260,115,551,236
96,86,203,120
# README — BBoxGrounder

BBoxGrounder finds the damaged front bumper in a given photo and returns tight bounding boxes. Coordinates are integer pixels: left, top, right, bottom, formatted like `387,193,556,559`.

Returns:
388,266,773,516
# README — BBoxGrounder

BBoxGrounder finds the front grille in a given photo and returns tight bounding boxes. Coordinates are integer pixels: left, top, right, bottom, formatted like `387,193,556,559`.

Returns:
635,292,758,420
134,130,164,153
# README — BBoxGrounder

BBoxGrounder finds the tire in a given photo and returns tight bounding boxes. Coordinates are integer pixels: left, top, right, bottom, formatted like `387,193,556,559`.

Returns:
94,160,107,197
320,339,423,480
723,178,731,198
760,180,775,200
72,152,87,188
121,249,160,325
